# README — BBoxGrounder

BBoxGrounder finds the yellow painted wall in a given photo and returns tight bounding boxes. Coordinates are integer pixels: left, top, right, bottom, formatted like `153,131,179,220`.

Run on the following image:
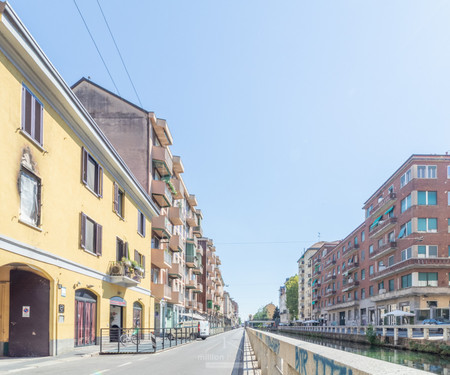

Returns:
0,46,154,350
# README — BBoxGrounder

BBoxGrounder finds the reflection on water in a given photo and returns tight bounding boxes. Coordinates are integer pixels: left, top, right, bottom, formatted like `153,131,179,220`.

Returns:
278,330,450,374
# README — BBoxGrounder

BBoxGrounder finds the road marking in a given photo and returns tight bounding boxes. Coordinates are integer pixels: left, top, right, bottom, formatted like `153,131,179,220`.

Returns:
118,362,132,367
137,357,147,361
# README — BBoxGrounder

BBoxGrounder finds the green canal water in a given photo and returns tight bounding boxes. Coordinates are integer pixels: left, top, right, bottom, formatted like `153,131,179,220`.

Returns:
278,330,450,374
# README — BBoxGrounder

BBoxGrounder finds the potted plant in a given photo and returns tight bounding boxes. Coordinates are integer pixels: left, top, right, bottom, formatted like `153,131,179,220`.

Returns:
121,257,132,267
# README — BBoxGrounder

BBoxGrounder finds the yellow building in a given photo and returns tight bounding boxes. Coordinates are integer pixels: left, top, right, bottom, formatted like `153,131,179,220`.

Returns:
0,2,159,356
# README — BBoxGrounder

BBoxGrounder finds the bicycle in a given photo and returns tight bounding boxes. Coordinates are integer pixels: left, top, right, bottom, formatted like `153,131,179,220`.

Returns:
120,328,140,345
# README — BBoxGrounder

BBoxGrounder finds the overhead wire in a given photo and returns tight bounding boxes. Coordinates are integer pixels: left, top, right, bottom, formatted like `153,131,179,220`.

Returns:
96,0,143,107
73,0,121,95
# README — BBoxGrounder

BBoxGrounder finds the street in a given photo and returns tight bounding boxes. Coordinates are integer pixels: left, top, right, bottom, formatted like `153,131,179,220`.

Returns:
0,328,245,375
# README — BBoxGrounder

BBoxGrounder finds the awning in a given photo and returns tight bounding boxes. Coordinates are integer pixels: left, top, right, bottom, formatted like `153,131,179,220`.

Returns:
312,279,317,286
370,215,383,230
384,206,394,215
110,296,126,306
398,227,406,239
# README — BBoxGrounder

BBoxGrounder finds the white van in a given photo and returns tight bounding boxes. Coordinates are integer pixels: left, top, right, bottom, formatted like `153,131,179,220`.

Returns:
174,314,210,340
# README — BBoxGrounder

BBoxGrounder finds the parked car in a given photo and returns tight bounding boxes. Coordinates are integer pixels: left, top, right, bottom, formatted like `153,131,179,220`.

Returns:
167,319,210,340
423,318,450,325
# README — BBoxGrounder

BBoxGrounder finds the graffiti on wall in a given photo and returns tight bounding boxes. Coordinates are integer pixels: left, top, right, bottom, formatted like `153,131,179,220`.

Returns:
295,347,353,375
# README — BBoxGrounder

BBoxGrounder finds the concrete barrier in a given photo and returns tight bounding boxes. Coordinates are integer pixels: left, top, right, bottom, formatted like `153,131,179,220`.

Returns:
246,328,430,375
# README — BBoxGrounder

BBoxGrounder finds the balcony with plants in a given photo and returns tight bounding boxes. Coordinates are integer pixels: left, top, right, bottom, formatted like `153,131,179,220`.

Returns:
108,259,144,287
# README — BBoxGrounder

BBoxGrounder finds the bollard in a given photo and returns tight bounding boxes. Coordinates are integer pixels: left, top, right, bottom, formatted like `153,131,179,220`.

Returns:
152,331,157,352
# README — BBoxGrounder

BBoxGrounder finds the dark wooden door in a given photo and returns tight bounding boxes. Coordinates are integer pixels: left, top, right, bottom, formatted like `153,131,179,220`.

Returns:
9,270,50,356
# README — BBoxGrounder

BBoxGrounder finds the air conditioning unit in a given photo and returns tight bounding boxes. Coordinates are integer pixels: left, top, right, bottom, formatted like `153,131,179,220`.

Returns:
379,289,386,295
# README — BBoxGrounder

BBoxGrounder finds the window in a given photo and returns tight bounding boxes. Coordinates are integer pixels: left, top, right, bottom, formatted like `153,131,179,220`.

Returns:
448,192,450,206
448,166,450,179
448,219,450,233
116,237,128,261
337,251,340,259
417,165,437,179
388,279,394,292
401,274,412,288
369,265,374,275
378,281,384,292
80,213,102,255
354,291,358,300
337,266,340,274
418,272,438,287
369,245,374,254
366,205,373,218
354,236,358,245
21,85,43,145
398,220,412,238
113,182,125,218
401,247,412,261
388,255,394,266
378,238,383,248
388,231,395,242
361,288,366,299
361,231,365,242
354,272,358,281
19,168,41,227
361,269,365,280
134,250,146,278
369,286,374,296
417,245,438,258
418,218,437,232
138,211,146,237
361,250,365,261
82,148,103,197
400,169,411,187
401,194,411,213
418,191,437,206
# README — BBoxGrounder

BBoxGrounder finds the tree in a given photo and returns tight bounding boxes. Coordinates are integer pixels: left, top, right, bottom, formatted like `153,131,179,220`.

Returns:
273,306,280,320
253,305,269,320
285,274,298,320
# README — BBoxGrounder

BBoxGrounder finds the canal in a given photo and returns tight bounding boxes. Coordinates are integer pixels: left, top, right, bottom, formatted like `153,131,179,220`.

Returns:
276,329,450,374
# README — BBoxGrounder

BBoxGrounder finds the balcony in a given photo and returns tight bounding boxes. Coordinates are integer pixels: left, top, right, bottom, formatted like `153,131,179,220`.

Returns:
216,256,222,266
346,262,359,273
187,194,198,207
169,234,184,252
342,279,359,292
370,257,450,281
207,279,214,288
194,284,203,293
186,210,198,227
108,261,141,287
344,243,360,256
170,178,184,200
324,274,336,282
313,258,321,264
193,264,203,275
207,293,213,301
151,283,172,300
151,180,173,207
172,155,184,174
186,300,197,309
152,146,173,177
187,236,198,248
168,207,183,225
154,118,173,147
171,290,184,305
196,246,204,257
151,214,172,238
369,217,397,239
186,279,197,289
197,302,203,312
324,258,336,270
207,264,214,273
369,241,397,260
193,225,203,238
207,249,214,260
368,193,397,219
324,289,336,297
168,262,183,279
151,248,172,269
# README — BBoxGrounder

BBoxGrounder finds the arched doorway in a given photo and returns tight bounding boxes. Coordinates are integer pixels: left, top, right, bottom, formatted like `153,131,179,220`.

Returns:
75,289,97,346
9,269,50,356
110,296,126,342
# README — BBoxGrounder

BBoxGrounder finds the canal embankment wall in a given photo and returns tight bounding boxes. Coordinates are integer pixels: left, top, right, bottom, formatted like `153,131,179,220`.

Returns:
246,327,430,375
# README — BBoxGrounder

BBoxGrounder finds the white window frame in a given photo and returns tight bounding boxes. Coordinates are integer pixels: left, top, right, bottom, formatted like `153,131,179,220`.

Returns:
417,245,438,258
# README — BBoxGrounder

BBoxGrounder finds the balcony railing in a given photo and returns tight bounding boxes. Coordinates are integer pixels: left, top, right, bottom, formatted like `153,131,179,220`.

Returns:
172,155,184,174
151,282,172,300
369,217,397,239
154,118,173,147
342,279,359,292
151,248,172,269
151,180,173,208
152,214,173,238
370,257,450,281
171,290,184,304
344,243,360,255
186,279,197,289
168,206,183,225
169,234,184,252
193,225,203,238
324,259,336,270
186,210,198,227
168,262,183,279
369,241,397,260
152,146,173,177
324,274,336,282
324,289,336,297
346,262,360,273
368,193,397,219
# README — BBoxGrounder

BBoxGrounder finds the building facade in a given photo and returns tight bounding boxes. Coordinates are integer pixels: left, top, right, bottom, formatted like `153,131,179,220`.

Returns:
0,2,158,356
279,285,289,323
310,155,450,326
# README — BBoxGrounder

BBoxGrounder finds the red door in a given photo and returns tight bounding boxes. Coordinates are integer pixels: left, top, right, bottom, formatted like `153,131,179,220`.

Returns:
75,289,97,346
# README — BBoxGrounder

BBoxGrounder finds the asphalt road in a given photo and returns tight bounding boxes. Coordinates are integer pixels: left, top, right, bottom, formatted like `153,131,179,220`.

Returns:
0,328,245,375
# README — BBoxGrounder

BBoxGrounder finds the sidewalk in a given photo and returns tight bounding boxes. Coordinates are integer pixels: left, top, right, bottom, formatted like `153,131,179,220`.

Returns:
242,331,261,375
0,345,99,374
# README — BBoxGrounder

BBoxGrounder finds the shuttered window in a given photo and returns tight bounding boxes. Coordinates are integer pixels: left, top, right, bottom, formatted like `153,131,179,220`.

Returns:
82,148,103,197
21,85,43,145
116,238,129,261
80,213,102,255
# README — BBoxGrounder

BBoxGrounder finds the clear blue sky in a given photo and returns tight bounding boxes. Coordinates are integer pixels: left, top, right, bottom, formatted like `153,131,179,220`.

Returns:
9,0,450,320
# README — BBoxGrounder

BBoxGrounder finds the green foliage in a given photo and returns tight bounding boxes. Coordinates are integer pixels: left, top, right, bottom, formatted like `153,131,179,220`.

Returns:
365,325,379,345
285,275,298,320
253,306,269,320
